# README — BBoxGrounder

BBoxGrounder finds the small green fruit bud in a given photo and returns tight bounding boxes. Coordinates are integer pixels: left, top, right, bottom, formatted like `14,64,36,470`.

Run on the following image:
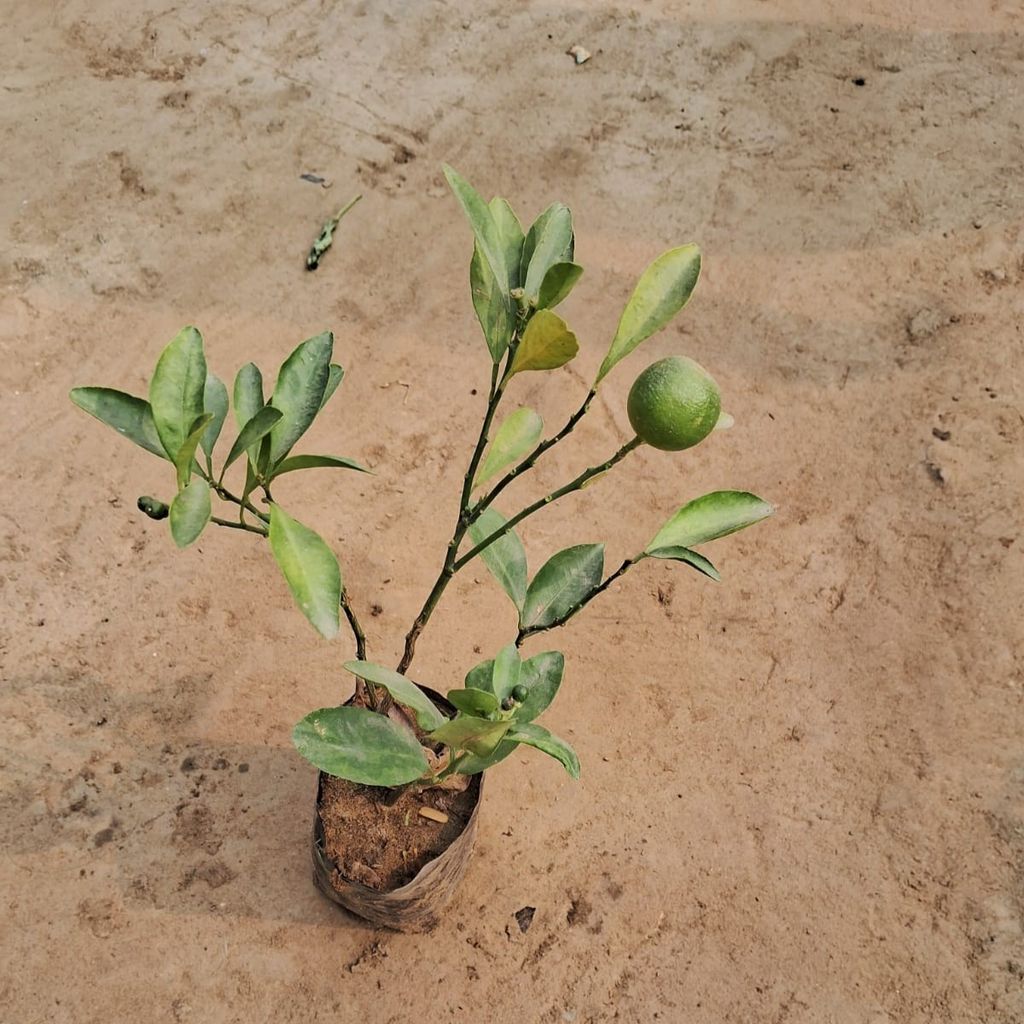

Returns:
137,496,169,520
511,684,529,702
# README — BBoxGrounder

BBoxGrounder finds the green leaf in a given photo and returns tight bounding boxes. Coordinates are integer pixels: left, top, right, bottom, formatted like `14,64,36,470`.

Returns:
447,687,501,717
465,658,495,692
233,362,265,469
596,244,702,384
271,454,370,479
293,706,428,786
69,387,166,459
443,164,508,292
471,245,515,363
342,661,446,732
429,714,511,758
221,406,283,478
646,491,774,552
200,373,229,459
149,326,208,460
491,643,522,701
489,197,525,292
507,722,580,779
467,507,528,613
473,407,543,489
268,331,334,465
173,413,213,490
521,203,574,301
514,651,565,723
455,740,517,776
268,503,340,639
169,478,211,548
318,364,345,412
509,310,579,375
537,262,584,310
645,546,720,581
521,544,605,630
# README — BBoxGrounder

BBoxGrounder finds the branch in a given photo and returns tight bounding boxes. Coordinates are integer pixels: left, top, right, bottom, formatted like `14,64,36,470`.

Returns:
516,555,643,644
454,436,642,572
210,515,267,536
397,360,506,674
468,388,597,523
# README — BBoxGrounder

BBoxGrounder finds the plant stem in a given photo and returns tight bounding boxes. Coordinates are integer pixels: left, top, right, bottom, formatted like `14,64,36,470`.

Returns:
468,388,597,523
340,590,367,661
397,361,505,674
454,436,642,571
210,515,267,536
516,554,644,644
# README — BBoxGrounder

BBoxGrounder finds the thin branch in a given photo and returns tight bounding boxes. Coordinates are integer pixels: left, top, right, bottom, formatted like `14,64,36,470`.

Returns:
397,360,505,674
340,589,367,661
210,515,267,536
468,388,597,523
454,436,642,571
516,554,643,644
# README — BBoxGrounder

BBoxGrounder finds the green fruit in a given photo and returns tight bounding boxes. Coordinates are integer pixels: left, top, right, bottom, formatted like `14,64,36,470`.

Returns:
626,356,721,451
511,684,529,702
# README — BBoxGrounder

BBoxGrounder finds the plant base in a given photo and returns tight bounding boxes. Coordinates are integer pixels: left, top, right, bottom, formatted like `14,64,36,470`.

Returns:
311,770,483,932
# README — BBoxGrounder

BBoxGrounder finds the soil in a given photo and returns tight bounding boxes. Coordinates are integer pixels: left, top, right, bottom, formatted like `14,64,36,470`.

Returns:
2,2,1023,1023
319,774,480,892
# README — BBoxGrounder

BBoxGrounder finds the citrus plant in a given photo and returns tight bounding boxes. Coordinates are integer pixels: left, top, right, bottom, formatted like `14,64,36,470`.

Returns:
70,165,773,790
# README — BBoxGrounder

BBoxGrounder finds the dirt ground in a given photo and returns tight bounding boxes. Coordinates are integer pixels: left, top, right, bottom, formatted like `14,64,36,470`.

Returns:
2,1,1023,1021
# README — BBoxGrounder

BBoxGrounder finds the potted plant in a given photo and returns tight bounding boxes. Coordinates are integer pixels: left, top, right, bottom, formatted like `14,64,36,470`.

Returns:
70,166,772,931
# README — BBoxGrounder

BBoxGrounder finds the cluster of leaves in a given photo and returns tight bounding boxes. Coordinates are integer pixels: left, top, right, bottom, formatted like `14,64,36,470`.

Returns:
70,327,366,639
293,648,573,786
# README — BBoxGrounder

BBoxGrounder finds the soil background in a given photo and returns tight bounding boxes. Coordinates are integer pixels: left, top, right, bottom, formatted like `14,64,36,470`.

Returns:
2,2,1023,1022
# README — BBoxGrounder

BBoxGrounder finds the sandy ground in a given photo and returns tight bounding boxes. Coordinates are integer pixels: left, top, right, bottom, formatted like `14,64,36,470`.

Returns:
2,1,1023,1021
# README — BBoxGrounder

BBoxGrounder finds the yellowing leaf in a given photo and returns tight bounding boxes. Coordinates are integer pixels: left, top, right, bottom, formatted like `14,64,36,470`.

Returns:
509,310,578,375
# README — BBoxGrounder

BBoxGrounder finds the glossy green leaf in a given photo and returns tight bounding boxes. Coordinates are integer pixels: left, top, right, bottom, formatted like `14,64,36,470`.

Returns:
221,406,283,478
509,310,578,375
596,244,702,384
443,164,508,292
537,262,584,310
514,650,565,723
149,325,207,460
473,407,543,489
490,643,521,702
454,739,518,776
200,373,229,459
174,413,213,490
465,658,495,692
293,706,428,786
646,491,774,552
471,244,515,362
69,387,166,459
342,661,446,732
232,362,265,469
233,362,265,425
429,714,511,757
268,503,340,639
507,722,580,779
271,454,370,479
521,203,574,300
265,332,333,465
446,687,501,717
318,364,345,412
169,478,210,548
268,331,334,465
645,546,721,581
521,544,604,630
467,507,528,613
489,197,525,292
